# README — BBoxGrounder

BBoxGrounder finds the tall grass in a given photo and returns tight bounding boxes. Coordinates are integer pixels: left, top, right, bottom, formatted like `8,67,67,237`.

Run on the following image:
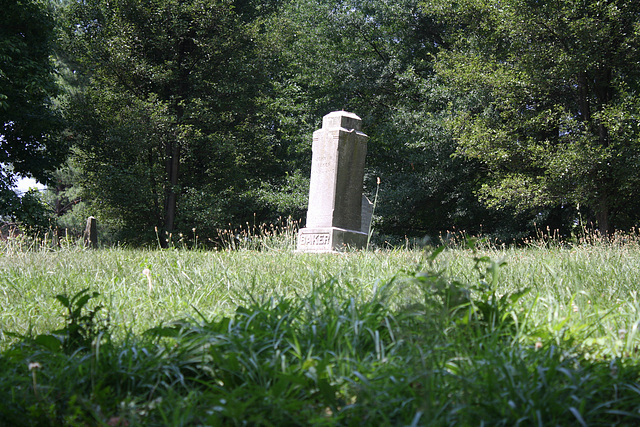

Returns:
2,232,640,424
213,216,300,251
0,239,423,342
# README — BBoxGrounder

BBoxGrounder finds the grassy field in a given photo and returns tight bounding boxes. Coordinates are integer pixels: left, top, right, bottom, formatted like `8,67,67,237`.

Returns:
2,236,640,425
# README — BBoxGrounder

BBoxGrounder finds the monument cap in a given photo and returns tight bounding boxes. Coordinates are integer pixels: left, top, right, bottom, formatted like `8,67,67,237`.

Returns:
322,111,362,131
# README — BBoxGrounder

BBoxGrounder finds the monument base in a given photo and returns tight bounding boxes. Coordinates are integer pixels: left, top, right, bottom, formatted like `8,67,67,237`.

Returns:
297,227,368,253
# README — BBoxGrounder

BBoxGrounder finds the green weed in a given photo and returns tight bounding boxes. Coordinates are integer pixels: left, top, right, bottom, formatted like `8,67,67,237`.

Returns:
1,240,640,424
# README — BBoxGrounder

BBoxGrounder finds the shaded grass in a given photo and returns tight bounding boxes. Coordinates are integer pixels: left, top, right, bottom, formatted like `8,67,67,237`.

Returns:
0,246,424,342
2,239,640,424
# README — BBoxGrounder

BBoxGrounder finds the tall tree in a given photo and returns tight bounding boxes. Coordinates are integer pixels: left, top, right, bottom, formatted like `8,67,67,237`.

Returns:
257,0,498,238
432,0,640,235
61,0,276,244
0,0,65,218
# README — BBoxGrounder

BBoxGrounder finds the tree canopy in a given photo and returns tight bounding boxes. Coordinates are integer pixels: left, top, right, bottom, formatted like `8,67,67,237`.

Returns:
12,0,640,243
432,0,640,235
0,0,65,220
61,0,279,245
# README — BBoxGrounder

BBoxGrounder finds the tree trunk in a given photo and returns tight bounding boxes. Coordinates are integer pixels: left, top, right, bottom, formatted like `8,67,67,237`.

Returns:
163,140,180,248
577,71,591,124
592,66,613,238
160,35,190,247
595,195,611,238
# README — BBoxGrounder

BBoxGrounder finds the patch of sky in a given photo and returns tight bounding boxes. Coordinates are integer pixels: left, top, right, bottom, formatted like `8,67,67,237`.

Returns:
15,177,46,195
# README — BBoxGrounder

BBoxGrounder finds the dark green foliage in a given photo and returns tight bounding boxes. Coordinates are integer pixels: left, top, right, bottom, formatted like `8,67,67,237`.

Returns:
16,288,107,355
143,280,399,424
0,186,54,236
258,0,496,238
409,239,530,344
14,189,55,236
58,0,280,245
52,288,106,353
431,0,640,235
0,0,67,219
47,0,640,242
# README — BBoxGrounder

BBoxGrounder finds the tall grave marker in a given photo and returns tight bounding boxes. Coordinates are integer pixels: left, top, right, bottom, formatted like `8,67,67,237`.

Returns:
297,111,369,252
84,216,98,248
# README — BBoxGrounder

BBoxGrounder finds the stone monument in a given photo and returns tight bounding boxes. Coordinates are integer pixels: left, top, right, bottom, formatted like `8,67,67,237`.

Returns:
297,111,369,253
84,216,97,248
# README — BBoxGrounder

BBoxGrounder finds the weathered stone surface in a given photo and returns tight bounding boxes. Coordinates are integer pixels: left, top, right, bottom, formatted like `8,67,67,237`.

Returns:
298,111,369,252
84,216,97,248
297,227,368,253
322,110,362,132
361,195,373,234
